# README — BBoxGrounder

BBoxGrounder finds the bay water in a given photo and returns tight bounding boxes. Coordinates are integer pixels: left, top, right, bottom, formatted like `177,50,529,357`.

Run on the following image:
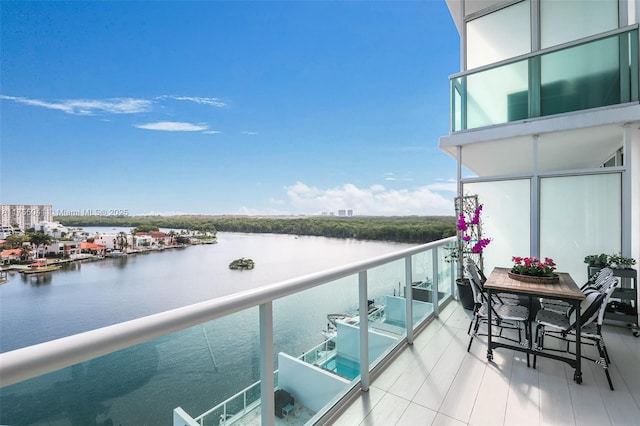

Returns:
0,231,412,425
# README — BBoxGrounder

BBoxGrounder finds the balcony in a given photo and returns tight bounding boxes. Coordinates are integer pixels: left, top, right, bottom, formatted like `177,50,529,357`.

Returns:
2,235,640,425
0,237,456,425
451,27,639,132
334,301,640,425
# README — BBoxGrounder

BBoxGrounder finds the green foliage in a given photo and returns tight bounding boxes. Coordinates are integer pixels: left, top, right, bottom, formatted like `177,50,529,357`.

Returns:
54,215,456,244
132,225,160,234
28,231,53,247
2,234,30,248
229,257,255,270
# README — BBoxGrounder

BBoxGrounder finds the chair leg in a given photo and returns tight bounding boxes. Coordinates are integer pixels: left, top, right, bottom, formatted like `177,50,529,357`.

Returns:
601,336,611,365
468,316,481,352
595,339,614,391
533,323,543,369
524,321,530,368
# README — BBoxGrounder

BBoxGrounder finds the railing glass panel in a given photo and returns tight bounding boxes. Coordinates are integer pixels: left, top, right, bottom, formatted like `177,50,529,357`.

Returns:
541,34,620,116
0,237,457,426
451,28,639,131
466,59,529,129
0,309,260,426
436,244,454,307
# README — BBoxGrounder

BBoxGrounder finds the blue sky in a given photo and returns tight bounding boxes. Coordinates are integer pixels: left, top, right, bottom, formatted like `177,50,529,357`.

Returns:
1,1,460,216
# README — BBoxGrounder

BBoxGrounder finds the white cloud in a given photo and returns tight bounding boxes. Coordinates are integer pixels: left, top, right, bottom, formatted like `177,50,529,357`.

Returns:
0,95,152,115
203,130,223,134
242,131,258,135
384,172,412,182
135,121,209,131
427,179,457,192
158,95,226,108
284,182,455,216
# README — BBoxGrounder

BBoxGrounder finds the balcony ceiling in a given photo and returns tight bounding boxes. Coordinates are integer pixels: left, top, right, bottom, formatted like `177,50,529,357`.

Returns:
439,105,640,177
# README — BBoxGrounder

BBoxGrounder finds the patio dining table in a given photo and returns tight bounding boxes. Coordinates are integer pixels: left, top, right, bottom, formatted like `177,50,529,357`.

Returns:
484,267,586,383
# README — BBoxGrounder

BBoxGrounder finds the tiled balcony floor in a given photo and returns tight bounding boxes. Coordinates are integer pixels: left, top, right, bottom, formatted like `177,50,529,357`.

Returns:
332,301,640,425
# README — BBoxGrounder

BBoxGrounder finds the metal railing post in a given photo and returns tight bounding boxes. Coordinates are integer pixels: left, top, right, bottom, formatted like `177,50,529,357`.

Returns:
358,271,370,391
259,302,274,426
432,248,440,318
404,255,414,345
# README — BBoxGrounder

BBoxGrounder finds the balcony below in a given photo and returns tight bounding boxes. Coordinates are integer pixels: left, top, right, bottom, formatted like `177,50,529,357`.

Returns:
332,301,640,425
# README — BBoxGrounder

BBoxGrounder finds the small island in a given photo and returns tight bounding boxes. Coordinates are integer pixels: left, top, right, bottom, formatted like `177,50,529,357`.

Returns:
229,257,255,270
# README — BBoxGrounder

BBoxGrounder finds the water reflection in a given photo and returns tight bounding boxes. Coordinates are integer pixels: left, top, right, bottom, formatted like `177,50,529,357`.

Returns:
20,272,53,286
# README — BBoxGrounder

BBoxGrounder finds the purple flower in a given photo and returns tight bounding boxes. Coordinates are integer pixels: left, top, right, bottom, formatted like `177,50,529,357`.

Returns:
457,214,468,232
470,205,483,225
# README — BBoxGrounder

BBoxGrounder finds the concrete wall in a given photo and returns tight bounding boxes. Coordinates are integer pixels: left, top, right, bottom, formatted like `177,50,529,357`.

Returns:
277,352,349,413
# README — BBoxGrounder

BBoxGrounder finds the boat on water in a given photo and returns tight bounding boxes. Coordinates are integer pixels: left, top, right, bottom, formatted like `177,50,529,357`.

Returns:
21,262,61,274
108,250,127,257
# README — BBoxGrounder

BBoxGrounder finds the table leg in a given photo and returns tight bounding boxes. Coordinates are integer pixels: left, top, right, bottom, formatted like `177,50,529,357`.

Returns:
573,299,583,384
487,288,493,361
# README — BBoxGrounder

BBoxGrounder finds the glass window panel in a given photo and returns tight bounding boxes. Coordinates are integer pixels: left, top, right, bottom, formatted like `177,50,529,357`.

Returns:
409,250,437,325
541,35,620,116
541,0,618,49
453,80,462,131
466,60,529,129
540,173,621,284
466,0,530,69
464,180,531,275
436,245,454,305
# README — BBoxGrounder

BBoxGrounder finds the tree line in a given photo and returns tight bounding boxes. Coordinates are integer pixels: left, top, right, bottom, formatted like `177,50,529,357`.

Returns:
54,215,456,244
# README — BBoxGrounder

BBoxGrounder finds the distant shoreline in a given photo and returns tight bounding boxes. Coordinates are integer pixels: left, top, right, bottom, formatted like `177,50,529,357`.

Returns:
55,215,456,244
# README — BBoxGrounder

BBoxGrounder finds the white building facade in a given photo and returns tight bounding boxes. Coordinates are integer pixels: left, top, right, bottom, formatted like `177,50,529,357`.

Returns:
32,221,70,238
0,204,53,231
440,0,640,283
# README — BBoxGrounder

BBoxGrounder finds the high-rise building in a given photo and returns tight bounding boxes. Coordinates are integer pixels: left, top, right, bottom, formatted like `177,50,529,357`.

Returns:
440,0,639,283
0,204,54,231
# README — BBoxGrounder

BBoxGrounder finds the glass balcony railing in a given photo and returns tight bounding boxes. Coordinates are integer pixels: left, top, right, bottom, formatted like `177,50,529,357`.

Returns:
0,236,457,426
451,27,639,131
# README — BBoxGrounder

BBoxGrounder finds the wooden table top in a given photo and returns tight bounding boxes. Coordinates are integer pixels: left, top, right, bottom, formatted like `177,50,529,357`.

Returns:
484,267,585,300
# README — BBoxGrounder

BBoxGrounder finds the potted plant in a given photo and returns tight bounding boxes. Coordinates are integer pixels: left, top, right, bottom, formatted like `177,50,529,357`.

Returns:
509,256,558,283
446,195,491,310
607,252,636,270
584,253,609,267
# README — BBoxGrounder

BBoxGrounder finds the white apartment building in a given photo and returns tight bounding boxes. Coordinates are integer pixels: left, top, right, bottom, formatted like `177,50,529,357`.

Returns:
32,221,70,238
0,204,53,231
92,233,134,251
440,0,640,283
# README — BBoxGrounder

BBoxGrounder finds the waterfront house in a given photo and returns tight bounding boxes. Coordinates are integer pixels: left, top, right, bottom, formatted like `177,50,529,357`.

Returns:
93,233,134,251
80,242,106,256
42,241,82,258
133,232,153,248
150,231,172,247
0,248,28,263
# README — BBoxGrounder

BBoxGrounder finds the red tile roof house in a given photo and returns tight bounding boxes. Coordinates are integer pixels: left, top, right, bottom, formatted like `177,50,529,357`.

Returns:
150,231,172,247
80,242,106,256
1,248,30,264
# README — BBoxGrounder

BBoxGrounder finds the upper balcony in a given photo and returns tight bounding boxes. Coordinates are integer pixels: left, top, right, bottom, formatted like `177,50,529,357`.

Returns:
450,26,639,134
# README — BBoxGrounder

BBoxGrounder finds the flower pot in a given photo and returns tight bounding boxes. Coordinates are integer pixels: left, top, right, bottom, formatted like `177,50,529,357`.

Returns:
508,271,559,284
456,278,475,310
